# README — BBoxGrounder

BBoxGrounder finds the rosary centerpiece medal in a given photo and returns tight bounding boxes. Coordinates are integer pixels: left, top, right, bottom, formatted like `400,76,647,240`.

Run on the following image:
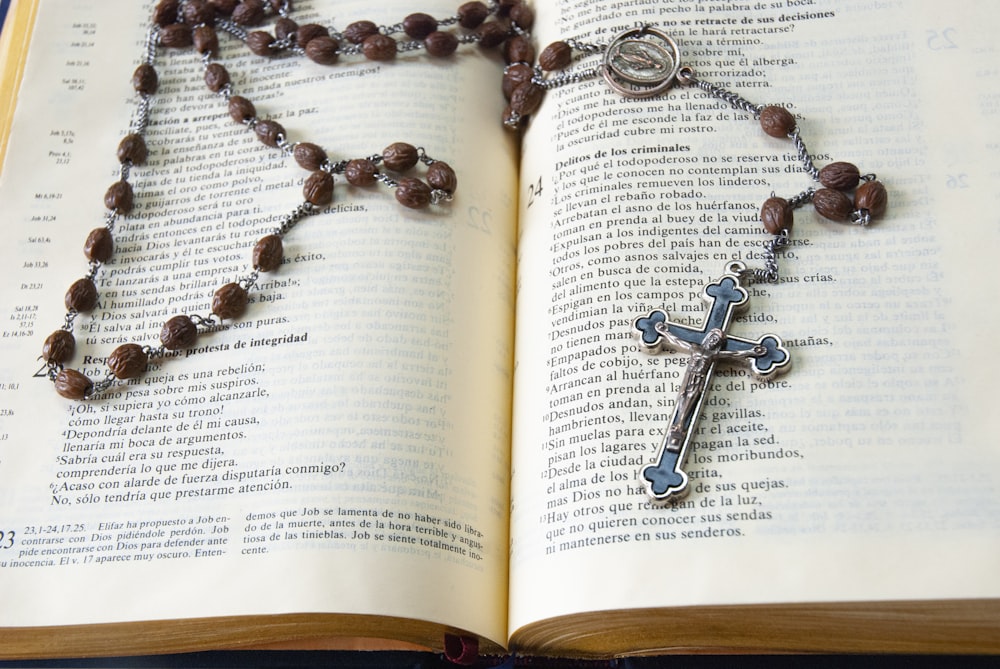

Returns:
602,27,681,98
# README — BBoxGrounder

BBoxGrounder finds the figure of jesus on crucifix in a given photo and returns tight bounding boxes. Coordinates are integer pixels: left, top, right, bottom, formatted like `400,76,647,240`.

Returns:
633,262,791,503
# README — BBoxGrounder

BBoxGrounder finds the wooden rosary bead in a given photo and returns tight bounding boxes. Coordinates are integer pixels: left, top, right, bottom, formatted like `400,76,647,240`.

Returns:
457,1,490,29
153,0,180,27
509,3,535,31
296,23,329,47
303,170,334,206
55,369,92,401
65,278,98,312
117,133,148,165
539,41,572,71
293,142,327,171
403,13,438,40
476,21,509,49
84,227,114,263
343,20,379,45
231,0,265,26
107,343,148,379
502,63,533,100
212,283,249,319
228,95,256,123
362,34,398,61
193,25,219,55
42,330,75,364
246,31,276,57
510,81,544,117
160,315,198,349
854,180,888,219
497,0,520,17
204,63,230,92
425,31,459,58
159,23,194,48
104,180,135,214
305,36,339,65
253,119,285,147
818,161,860,191
253,234,283,272
274,17,298,41
209,0,239,14
813,188,853,222
382,142,420,171
760,196,793,235
395,178,432,209
131,63,158,95
182,0,216,26
759,105,796,138
426,161,457,194
503,35,535,65
344,158,378,186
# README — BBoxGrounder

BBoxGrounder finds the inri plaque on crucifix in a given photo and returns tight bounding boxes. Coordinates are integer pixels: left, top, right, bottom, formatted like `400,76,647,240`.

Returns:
632,262,791,503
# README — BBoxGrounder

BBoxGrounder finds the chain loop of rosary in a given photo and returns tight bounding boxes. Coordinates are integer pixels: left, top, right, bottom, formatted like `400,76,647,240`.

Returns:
499,24,889,283
40,0,486,400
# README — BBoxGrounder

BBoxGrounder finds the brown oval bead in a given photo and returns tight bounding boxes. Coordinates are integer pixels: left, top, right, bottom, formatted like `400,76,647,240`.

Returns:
539,41,572,70
510,81,544,116
818,161,860,191
107,343,148,380
231,0,265,26
204,62,230,92
760,196,793,235
503,34,534,65
292,142,327,171
502,62,533,100
395,178,433,209
193,25,219,55
344,158,378,186
84,227,114,263
425,31,459,58
476,21,508,49
209,0,239,14
104,180,134,214
343,20,379,44
65,278,98,312
854,180,888,219
246,30,275,56
813,188,853,222
212,283,249,320
457,1,490,29
55,369,92,400
132,63,158,95
296,23,329,47
427,162,457,194
153,0,180,27
403,13,437,39
254,119,285,147
228,95,256,123
274,17,298,41
182,0,216,26
117,133,148,165
160,23,194,48
42,330,75,364
303,170,334,206
383,142,420,172
362,34,397,61
509,3,535,31
305,36,339,65
160,315,198,349
759,105,796,138
253,234,283,272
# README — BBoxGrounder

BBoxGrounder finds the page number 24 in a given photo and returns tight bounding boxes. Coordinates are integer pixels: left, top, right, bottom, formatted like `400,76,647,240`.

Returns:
527,176,542,208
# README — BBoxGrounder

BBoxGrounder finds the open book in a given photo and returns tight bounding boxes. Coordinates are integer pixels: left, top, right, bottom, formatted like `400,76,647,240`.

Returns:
1,0,998,660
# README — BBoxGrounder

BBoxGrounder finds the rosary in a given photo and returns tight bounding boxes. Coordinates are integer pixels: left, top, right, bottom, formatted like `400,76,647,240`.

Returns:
499,26,889,502
40,0,530,400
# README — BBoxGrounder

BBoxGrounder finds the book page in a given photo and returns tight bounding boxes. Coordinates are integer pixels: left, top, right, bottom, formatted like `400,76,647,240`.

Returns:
0,0,516,652
510,0,1000,635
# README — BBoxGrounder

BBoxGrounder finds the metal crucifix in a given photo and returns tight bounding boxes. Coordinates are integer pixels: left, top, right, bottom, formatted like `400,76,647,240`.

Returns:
632,262,791,503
